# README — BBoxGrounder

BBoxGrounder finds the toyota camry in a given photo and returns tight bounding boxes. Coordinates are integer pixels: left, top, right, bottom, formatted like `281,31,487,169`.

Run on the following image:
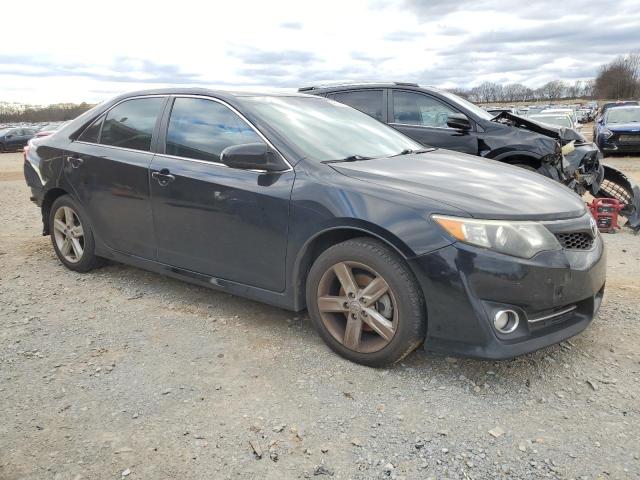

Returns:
24,89,606,366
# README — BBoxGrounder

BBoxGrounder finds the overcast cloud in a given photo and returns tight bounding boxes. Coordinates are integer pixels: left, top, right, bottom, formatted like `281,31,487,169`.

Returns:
1,0,639,104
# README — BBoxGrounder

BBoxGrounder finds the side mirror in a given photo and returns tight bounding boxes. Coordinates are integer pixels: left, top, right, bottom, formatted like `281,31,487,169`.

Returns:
5,134,13,139
446,113,471,131
220,143,286,172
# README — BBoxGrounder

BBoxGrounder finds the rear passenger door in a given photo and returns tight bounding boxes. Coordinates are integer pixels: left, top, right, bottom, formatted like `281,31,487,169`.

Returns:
65,96,167,259
389,90,477,154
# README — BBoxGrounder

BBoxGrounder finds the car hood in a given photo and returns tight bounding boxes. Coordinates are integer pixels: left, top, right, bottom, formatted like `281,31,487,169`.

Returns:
606,122,640,133
332,149,586,221
492,111,586,144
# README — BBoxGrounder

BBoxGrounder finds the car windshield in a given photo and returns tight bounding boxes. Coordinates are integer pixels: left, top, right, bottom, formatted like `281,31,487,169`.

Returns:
438,90,495,121
606,108,640,124
529,115,573,128
0,128,12,135
241,96,422,162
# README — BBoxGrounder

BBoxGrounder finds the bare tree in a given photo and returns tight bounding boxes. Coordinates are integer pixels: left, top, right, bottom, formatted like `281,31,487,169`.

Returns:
594,51,640,99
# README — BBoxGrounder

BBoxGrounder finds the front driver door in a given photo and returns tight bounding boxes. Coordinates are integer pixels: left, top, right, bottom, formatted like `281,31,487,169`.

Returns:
149,96,293,292
389,90,477,154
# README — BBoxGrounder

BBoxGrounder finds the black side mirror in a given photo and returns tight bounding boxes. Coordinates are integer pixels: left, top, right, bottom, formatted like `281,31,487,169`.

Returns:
446,113,471,131
220,143,286,172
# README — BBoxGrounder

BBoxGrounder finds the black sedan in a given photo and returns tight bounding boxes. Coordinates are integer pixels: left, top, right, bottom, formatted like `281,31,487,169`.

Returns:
0,127,36,152
24,89,605,366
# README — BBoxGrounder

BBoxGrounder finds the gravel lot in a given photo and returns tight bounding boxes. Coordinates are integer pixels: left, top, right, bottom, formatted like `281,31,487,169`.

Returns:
1,150,639,480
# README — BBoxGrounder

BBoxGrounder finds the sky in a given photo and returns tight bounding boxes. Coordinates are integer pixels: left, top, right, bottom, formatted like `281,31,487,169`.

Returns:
1,0,639,105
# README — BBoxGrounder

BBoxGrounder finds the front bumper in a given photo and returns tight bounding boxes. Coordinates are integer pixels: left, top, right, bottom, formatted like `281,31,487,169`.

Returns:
600,136,640,153
410,236,606,359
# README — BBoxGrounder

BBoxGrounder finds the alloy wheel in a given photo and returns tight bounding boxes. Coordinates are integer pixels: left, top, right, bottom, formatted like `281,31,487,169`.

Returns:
53,206,85,263
316,261,398,353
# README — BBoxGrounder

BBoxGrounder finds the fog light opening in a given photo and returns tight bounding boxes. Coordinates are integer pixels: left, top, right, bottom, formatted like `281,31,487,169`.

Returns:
494,309,520,334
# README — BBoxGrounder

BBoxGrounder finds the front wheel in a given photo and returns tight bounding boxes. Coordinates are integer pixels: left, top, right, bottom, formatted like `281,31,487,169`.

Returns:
49,195,103,272
306,238,426,367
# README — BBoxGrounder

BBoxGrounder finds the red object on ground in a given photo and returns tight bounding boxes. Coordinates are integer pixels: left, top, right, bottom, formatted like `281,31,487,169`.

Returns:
588,198,624,233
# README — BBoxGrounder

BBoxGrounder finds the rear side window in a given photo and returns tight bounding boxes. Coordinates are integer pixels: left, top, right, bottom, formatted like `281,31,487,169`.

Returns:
333,90,384,121
100,97,165,151
392,91,458,128
77,115,104,143
165,97,263,162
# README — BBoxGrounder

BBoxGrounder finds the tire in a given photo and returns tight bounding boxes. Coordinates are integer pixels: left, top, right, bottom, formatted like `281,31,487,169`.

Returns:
49,195,103,272
306,237,426,367
0,143,5,153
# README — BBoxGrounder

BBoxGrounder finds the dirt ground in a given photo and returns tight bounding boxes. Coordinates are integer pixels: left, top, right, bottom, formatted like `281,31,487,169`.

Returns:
1,149,639,480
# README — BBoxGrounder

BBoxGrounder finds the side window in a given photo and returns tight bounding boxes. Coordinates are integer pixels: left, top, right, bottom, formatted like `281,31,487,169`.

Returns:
100,97,165,151
77,115,104,143
392,91,458,128
166,97,263,162
333,90,384,121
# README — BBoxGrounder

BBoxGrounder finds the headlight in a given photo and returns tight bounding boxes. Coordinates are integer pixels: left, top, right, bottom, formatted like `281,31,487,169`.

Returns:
432,215,561,258
602,128,613,139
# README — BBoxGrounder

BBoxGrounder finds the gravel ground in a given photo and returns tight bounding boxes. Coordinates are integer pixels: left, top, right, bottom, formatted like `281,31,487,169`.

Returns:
1,151,639,480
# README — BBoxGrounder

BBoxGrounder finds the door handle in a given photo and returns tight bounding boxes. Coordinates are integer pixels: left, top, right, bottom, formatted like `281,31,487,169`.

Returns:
151,168,175,186
66,156,84,168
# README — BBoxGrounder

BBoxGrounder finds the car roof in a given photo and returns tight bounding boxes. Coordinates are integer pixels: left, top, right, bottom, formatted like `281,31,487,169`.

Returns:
110,87,315,103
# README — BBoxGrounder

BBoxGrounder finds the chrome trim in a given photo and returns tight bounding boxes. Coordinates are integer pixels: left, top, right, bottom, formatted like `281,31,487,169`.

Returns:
494,309,520,333
74,140,155,156
528,305,577,324
154,152,270,174
71,93,293,173
389,122,457,131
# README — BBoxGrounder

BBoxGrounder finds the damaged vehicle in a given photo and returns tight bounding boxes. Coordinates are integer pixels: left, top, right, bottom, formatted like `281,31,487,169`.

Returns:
24,88,606,366
300,82,640,229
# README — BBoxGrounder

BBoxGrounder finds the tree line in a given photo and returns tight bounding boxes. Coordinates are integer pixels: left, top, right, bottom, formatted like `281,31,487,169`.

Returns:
449,79,595,104
450,51,639,104
0,102,94,123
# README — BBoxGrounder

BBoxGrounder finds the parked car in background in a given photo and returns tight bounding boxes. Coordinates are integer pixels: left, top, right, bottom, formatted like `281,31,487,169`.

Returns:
529,113,575,129
485,107,517,116
34,122,68,138
541,108,579,126
302,83,640,230
576,108,592,123
594,105,640,155
24,88,608,365
300,82,603,196
0,127,36,152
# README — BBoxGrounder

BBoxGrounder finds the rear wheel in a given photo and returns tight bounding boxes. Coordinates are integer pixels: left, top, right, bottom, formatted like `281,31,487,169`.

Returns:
306,238,426,367
49,195,102,272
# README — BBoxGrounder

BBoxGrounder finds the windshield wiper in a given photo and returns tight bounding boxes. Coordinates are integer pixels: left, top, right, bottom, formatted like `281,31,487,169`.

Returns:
322,155,373,164
391,148,432,157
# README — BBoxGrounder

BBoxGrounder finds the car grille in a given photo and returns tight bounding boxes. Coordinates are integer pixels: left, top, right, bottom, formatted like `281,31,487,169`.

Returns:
618,134,640,143
556,232,594,250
